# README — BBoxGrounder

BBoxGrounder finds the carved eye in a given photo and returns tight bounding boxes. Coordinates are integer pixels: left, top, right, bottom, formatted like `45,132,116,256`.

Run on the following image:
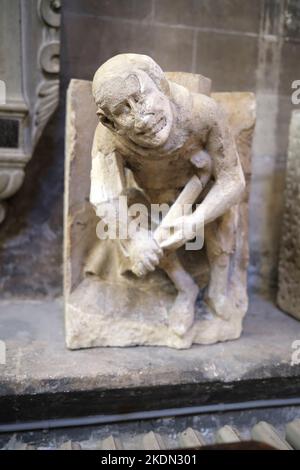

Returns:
100,114,115,128
121,103,131,114
112,102,130,117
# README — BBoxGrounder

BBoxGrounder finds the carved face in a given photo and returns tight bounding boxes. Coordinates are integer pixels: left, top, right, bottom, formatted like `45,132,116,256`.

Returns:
96,71,173,148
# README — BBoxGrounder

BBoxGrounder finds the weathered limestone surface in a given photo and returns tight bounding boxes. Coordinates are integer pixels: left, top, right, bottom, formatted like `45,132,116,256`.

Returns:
278,110,300,319
64,57,255,350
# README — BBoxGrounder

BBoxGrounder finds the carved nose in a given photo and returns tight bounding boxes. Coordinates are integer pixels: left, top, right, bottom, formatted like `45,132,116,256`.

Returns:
135,114,151,131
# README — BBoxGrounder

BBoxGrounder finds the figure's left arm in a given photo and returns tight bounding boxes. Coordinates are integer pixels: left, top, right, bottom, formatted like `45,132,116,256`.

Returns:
193,99,245,226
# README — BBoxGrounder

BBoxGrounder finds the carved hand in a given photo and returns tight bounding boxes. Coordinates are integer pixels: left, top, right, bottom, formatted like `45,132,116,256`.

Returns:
129,230,163,277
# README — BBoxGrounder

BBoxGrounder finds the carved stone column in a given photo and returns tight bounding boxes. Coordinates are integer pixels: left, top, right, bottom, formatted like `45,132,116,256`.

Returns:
0,0,61,222
277,110,300,319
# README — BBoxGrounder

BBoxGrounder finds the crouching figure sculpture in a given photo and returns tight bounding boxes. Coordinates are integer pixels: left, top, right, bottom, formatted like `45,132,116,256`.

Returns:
64,53,256,349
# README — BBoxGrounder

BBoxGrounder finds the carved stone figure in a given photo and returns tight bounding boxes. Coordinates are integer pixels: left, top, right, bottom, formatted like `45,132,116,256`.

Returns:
64,54,255,349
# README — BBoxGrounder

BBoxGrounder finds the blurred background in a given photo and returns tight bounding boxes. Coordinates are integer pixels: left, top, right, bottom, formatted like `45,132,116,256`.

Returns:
0,0,299,300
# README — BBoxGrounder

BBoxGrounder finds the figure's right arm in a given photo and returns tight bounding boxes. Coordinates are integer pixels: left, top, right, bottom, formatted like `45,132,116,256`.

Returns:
90,124,163,276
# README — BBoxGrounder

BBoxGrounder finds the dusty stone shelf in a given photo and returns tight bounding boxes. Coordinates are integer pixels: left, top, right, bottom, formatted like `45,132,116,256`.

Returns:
0,295,300,424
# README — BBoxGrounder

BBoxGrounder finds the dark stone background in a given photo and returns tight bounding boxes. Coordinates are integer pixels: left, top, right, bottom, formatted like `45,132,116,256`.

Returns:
0,0,299,299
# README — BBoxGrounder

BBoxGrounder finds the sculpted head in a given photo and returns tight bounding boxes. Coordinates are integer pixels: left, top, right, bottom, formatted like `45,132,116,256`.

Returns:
92,54,173,148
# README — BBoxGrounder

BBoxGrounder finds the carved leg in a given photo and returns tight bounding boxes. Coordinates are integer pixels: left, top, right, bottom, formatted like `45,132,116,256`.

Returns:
160,251,199,336
204,207,237,320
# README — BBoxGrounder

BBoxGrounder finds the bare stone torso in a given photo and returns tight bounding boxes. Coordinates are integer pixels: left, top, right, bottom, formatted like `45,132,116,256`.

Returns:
93,87,214,204
112,121,209,204
122,144,202,203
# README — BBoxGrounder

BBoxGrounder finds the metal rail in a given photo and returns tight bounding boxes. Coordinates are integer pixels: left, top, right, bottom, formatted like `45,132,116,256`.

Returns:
1,397,300,433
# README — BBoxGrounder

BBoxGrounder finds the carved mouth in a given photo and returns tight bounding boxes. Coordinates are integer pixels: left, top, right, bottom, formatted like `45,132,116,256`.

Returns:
150,116,167,135
135,116,167,138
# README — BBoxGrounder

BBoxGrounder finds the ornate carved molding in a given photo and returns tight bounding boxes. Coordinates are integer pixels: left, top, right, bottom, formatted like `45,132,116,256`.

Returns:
0,0,61,221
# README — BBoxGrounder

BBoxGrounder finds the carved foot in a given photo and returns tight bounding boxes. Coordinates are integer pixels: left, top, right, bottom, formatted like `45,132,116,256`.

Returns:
168,284,199,336
204,293,232,320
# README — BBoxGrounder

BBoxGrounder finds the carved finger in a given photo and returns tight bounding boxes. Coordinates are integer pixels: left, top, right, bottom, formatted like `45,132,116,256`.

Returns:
154,245,163,257
143,259,156,271
132,262,146,277
152,239,163,255
148,253,160,265
132,267,143,277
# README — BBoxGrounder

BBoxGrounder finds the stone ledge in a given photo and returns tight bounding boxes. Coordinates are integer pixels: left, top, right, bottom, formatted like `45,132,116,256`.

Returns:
0,295,300,423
